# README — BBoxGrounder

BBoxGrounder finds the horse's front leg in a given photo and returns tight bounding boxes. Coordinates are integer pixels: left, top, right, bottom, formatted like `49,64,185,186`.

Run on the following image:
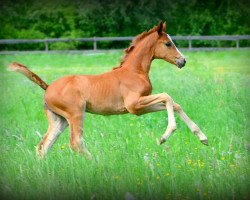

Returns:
125,93,176,144
173,103,208,145
125,93,208,145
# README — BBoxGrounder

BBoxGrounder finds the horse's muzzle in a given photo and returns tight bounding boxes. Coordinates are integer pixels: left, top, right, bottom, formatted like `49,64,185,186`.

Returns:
176,57,186,68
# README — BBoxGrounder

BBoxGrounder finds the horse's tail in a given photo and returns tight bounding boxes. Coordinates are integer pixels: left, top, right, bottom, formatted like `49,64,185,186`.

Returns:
8,62,48,90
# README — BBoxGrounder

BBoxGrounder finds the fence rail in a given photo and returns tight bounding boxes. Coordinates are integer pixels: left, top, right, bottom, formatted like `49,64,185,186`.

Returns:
0,35,249,53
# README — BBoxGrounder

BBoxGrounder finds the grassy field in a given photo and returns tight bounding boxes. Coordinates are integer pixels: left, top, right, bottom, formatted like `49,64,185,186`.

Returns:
0,50,249,200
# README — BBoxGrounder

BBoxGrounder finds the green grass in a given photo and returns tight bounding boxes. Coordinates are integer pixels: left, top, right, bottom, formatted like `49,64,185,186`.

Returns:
0,50,249,200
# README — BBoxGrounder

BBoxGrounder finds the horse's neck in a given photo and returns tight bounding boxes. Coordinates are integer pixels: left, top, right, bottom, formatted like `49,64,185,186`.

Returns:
122,36,156,74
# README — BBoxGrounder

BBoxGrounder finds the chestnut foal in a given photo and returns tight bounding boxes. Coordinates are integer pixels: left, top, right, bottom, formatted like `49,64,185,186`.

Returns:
9,22,208,159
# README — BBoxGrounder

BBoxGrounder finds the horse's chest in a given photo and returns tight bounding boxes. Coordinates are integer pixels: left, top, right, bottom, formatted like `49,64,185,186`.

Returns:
140,80,152,96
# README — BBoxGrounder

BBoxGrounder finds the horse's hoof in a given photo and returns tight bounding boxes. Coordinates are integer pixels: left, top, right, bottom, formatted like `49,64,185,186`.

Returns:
201,139,208,146
35,146,45,159
85,152,93,160
86,154,92,160
160,137,166,145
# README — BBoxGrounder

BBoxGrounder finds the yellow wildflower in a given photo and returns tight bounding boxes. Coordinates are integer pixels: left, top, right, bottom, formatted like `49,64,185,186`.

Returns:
165,173,171,176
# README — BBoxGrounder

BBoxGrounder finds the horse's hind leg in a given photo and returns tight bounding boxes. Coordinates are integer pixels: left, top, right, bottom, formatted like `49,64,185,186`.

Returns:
67,104,92,160
173,103,208,145
36,108,68,158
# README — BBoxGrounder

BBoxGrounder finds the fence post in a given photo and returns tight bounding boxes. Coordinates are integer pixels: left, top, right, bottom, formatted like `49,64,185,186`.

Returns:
93,37,97,51
188,39,192,50
236,38,239,48
45,40,49,51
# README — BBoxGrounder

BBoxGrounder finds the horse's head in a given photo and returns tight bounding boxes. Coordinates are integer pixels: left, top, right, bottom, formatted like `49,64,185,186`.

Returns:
154,21,186,68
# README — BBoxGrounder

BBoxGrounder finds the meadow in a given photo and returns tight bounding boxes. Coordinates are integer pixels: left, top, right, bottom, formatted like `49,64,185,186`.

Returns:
0,50,249,200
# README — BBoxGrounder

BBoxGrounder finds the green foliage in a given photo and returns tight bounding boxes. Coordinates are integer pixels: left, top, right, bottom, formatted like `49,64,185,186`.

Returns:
49,42,77,50
0,50,249,200
0,0,250,50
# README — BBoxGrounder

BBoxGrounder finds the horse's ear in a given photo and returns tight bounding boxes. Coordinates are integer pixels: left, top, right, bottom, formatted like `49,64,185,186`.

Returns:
157,21,163,35
162,21,166,32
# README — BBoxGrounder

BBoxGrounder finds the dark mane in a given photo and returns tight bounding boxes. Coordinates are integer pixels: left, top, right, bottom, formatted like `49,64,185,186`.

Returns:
113,25,159,70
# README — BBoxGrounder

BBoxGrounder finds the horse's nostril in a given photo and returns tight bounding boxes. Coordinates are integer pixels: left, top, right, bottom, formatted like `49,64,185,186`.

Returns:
175,57,186,68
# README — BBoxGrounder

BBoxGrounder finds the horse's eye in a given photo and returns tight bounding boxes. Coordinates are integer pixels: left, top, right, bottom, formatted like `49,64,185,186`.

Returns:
165,42,171,47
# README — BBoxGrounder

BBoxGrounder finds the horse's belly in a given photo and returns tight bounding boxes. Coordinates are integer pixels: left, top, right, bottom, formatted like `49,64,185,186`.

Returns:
86,101,128,115
85,90,128,115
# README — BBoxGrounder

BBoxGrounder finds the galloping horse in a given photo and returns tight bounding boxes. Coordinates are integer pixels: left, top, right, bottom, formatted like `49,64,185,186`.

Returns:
9,21,208,159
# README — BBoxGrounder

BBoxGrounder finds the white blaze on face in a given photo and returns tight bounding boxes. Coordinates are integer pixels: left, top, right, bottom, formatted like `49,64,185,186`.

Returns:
167,34,185,58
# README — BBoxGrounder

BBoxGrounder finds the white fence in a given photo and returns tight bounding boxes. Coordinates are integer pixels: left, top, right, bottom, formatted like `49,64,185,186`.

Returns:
0,35,249,53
